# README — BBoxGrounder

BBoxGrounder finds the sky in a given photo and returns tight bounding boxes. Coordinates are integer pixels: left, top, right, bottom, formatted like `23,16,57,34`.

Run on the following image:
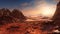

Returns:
0,0,59,17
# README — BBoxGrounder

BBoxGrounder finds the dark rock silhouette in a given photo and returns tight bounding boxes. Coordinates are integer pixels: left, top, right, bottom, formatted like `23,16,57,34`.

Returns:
0,8,11,17
11,9,26,21
3,8,11,16
51,1,60,34
0,8,26,26
53,1,60,26
0,8,13,25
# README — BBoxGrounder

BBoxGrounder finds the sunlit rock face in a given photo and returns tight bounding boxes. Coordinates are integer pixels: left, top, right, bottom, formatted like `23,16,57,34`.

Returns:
53,1,60,26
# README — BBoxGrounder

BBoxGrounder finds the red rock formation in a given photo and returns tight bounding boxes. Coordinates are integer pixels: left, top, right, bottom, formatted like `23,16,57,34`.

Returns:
11,9,26,22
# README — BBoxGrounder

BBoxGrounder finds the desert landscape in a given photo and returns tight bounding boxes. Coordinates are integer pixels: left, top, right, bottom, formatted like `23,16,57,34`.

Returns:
0,0,60,34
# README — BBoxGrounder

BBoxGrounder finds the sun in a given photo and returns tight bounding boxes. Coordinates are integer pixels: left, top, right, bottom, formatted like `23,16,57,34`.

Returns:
41,6,56,17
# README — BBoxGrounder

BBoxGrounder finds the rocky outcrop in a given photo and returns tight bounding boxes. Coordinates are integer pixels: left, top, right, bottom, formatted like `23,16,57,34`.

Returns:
53,1,60,20
0,8,26,26
11,9,26,21
0,8,11,17
53,1,60,26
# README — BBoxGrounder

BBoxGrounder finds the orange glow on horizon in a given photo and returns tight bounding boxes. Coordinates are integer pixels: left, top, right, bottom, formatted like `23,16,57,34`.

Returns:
22,3,56,18
41,5,56,17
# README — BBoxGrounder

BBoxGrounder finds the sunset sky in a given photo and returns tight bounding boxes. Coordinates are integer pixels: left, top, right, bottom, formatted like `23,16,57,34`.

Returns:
0,0,59,17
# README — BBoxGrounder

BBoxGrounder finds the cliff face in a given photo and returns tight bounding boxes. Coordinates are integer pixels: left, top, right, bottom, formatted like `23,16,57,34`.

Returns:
53,1,60,25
